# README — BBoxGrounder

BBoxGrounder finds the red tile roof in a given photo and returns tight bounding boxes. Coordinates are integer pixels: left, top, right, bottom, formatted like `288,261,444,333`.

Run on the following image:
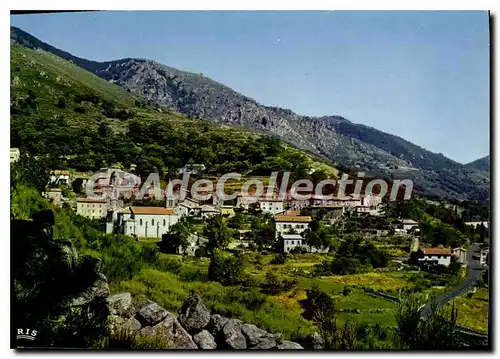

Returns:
129,207,175,215
77,197,107,203
423,248,451,256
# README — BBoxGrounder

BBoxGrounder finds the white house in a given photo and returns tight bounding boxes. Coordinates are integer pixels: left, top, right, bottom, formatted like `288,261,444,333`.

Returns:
118,206,180,239
418,248,452,267
44,188,63,206
275,215,312,239
174,198,201,217
50,170,70,186
200,204,221,219
402,219,419,232
236,194,258,209
76,197,109,219
355,204,382,217
279,234,304,253
257,197,284,215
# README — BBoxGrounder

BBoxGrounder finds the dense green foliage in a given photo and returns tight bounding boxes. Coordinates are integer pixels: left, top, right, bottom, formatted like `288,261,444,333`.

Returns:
316,235,389,275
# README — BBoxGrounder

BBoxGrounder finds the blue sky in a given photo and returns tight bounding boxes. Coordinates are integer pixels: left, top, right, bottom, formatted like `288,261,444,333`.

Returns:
11,11,490,164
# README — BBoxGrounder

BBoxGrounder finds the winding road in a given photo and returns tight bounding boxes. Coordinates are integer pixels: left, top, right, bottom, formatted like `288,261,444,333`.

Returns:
420,243,485,319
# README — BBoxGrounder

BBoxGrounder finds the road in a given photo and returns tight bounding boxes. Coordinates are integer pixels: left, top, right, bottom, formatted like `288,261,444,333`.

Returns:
420,243,484,319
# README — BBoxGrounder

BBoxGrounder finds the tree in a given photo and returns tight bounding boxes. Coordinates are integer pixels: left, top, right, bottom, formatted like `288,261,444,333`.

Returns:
204,216,232,254
160,217,192,254
207,249,243,286
304,285,357,349
11,154,50,193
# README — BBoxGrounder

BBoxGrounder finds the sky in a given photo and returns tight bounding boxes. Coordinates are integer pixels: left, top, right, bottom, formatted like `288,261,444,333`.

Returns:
10,11,490,164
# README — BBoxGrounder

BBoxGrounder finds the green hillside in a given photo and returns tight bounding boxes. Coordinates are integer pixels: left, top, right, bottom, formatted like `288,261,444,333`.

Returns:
10,44,338,178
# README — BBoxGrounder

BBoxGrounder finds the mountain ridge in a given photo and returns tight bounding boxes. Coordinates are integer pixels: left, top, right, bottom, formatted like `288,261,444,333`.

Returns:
10,26,490,202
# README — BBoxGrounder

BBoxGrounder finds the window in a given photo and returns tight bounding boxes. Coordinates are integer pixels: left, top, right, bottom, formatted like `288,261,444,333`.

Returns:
291,241,295,245
163,219,166,226
140,219,143,226
152,219,155,226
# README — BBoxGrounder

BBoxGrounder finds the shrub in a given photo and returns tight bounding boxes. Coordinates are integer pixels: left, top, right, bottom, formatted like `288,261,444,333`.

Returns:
207,250,243,286
270,253,287,265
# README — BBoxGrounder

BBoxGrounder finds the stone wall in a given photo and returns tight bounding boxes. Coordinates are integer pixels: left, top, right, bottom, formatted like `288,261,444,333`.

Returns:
105,292,304,350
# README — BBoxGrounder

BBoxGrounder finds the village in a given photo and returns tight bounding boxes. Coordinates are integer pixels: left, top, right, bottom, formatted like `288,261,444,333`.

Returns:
33,158,489,270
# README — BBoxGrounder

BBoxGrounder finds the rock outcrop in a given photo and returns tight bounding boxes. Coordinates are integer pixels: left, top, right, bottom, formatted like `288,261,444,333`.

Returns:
106,294,304,350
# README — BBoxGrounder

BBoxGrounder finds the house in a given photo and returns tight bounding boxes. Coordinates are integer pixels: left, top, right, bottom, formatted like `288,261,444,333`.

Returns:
105,210,120,234
401,219,419,232
200,204,221,219
236,194,259,209
480,248,489,266
220,205,235,217
279,234,304,253
418,248,452,267
178,164,206,175
10,148,20,163
452,247,468,266
307,205,344,220
257,197,284,215
118,206,180,239
355,196,384,216
275,215,312,238
360,194,383,207
44,188,63,206
355,205,381,216
76,197,109,219
174,198,201,217
277,233,329,254
393,219,419,234
50,170,70,186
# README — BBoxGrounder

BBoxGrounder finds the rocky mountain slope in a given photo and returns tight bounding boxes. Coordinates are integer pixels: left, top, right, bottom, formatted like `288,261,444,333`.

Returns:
11,26,490,202
465,155,490,173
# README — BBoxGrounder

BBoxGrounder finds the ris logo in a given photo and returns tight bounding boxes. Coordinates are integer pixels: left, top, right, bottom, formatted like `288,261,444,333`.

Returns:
16,328,37,340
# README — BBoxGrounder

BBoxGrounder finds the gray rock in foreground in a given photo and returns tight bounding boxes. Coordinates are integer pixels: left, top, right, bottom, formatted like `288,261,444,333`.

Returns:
178,294,211,334
136,300,169,326
277,340,304,349
222,319,247,349
106,292,133,316
193,330,217,349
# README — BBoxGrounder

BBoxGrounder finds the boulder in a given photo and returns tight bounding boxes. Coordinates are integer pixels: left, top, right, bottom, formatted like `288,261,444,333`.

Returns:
241,323,271,347
209,314,229,338
178,295,211,333
106,292,133,316
193,329,217,349
222,319,247,349
136,300,168,326
249,336,277,349
277,341,304,349
122,316,142,333
157,312,198,349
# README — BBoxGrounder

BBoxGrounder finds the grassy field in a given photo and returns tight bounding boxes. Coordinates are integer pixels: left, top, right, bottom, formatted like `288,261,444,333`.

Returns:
447,288,489,333
109,251,417,340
